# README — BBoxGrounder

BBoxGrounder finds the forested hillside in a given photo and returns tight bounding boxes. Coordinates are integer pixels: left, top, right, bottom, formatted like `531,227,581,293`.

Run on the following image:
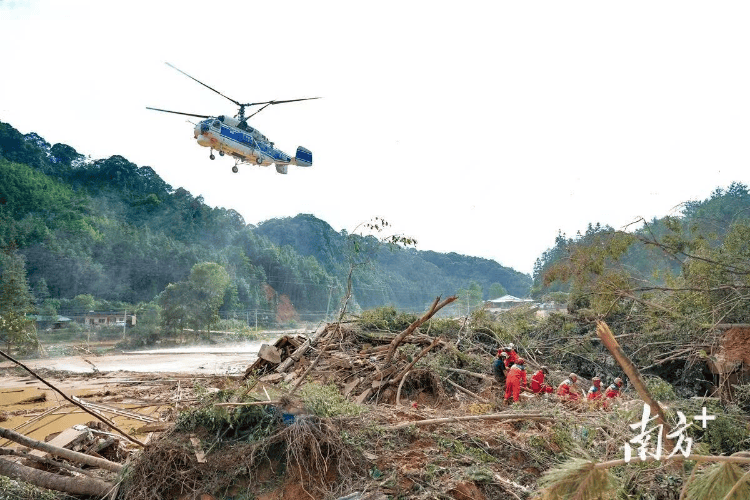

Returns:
0,120,531,321
532,181,750,321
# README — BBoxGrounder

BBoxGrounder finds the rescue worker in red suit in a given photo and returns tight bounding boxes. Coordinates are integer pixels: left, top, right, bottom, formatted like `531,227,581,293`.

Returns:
557,373,579,400
504,358,527,404
605,377,623,398
503,343,519,368
587,376,602,400
530,366,553,394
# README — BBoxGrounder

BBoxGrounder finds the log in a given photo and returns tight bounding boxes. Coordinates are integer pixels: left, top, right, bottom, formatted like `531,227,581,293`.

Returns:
444,378,490,404
0,447,97,478
388,413,553,430
213,400,282,407
0,457,115,497
274,323,328,374
385,296,457,364
355,388,373,404
0,426,123,472
596,320,673,452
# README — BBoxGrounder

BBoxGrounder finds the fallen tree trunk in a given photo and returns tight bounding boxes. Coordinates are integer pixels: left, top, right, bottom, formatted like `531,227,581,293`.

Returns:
388,412,553,430
0,426,123,473
596,320,673,452
0,457,115,497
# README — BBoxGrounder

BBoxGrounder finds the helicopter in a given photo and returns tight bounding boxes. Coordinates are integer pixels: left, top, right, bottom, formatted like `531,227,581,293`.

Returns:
147,63,319,174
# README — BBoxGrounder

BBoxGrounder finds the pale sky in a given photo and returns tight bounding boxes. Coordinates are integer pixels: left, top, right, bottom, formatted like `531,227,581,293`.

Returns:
1,1,749,275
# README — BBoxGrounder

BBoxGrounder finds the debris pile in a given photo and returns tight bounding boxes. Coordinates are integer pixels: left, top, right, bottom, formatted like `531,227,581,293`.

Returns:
1,303,749,499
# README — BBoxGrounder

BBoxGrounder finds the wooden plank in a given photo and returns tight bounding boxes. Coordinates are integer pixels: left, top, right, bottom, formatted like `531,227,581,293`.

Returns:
190,436,206,463
258,344,282,364
354,388,373,404
343,377,362,397
29,427,87,458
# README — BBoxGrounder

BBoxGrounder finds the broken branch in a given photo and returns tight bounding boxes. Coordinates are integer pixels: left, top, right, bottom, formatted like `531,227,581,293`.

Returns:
385,295,457,364
387,413,553,430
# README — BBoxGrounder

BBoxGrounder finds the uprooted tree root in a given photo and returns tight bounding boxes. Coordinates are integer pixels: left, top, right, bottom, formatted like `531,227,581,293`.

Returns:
119,415,362,500
254,416,362,498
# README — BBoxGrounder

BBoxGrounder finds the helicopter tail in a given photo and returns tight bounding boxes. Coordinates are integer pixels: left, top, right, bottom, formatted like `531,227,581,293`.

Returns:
293,146,313,167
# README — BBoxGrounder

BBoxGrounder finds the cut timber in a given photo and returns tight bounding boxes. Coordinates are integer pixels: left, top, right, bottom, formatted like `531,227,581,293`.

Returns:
258,344,282,364
243,334,311,378
190,436,207,463
29,427,87,459
274,324,328,374
214,400,282,407
134,422,172,433
387,413,553,430
260,373,285,383
355,388,373,404
73,396,158,423
343,377,362,397
0,426,123,472
0,457,115,497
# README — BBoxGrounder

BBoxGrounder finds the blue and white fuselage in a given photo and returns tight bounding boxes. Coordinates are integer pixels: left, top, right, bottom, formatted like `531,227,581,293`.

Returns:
193,115,312,174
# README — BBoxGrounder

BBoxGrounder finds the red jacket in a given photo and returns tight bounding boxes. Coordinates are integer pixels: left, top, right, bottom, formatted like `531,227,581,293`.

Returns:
530,370,547,393
605,384,621,398
506,364,527,387
557,379,579,399
505,350,520,368
587,384,602,400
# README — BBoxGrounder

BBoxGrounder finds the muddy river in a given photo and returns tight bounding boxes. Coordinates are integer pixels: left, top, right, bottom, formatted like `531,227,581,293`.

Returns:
0,336,287,376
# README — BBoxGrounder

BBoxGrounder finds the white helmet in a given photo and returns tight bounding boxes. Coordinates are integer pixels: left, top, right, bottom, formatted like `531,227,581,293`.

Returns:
507,343,515,350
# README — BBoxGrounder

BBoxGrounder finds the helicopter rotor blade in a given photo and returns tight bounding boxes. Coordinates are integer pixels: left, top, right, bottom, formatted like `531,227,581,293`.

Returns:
243,97,322,107
241,97,321,121
165,62,242,107
146,107,211,119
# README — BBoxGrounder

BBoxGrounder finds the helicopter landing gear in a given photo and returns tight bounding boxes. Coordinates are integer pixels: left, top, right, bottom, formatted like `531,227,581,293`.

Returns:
232,165,239,173
255,156,262,165
210,149,215,160
219,151,224,157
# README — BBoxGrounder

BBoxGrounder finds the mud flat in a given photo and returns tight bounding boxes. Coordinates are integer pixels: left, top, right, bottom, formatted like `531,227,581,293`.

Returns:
0,339,283,378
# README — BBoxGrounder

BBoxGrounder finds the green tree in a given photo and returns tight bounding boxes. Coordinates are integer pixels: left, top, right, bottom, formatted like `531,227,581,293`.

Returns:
157,282,191,334
187,262,231,334
0,251,38,353
456,281,484,315
488,282,507,299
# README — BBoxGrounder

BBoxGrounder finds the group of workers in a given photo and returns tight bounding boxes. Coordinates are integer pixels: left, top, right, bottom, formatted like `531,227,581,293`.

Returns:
493,343,625,405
